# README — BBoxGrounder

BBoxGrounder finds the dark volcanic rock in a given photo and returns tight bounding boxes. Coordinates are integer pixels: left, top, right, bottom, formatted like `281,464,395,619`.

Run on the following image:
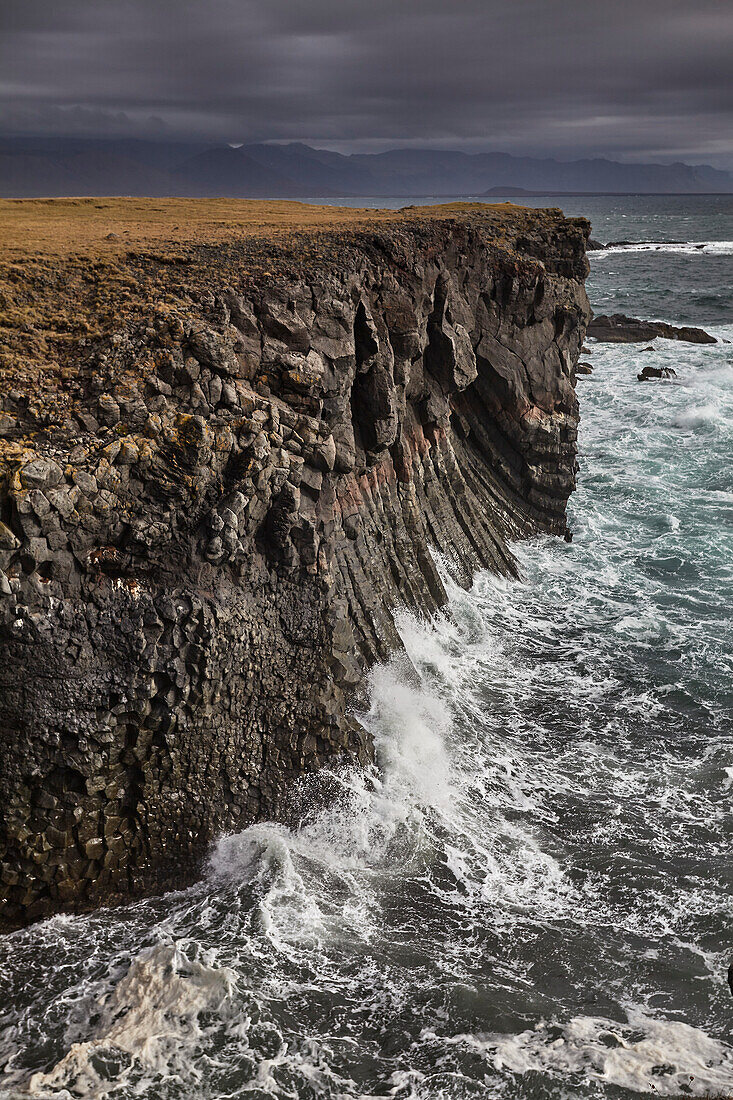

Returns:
638,365,677,381
587,238,605,251
576,363,593,375
588,313,716,344
0,205,591,929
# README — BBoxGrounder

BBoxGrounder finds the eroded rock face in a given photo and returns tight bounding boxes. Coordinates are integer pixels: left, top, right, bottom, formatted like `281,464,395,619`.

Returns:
0,210,591,928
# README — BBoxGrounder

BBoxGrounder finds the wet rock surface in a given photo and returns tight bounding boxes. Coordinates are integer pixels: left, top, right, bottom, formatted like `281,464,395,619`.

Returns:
0,204,591,928
588,313,716,344
638,365,678,381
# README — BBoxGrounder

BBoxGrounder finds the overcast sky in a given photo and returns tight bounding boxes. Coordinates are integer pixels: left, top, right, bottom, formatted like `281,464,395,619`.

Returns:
1,0,732,167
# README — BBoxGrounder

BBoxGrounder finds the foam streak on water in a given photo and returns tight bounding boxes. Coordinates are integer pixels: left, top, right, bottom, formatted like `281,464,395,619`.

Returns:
603,241,733,255
1,205,733,1099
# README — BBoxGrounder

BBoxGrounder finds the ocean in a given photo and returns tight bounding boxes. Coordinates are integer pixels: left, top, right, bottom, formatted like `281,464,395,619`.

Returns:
1,195,732,1099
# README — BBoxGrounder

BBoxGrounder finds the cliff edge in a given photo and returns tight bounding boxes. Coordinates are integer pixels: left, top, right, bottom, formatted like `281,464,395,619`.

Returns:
0,199,590,928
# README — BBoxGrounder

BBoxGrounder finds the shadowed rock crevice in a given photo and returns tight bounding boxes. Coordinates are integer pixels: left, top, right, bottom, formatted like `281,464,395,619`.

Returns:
0,204,591,928
350,301,398,457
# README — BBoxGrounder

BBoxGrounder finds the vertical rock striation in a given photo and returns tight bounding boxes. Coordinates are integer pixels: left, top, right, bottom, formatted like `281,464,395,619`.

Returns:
0,202,590,928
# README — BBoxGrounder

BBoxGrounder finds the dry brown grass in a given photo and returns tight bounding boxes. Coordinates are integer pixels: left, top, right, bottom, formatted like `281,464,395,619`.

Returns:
0,196,521,260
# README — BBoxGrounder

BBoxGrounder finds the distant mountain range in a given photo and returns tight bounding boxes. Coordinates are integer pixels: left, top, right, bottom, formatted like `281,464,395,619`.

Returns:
1,137,731,197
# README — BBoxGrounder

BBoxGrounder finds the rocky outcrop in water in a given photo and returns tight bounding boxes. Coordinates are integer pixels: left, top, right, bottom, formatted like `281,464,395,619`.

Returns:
0,203,590,928
588,314,716,344
638,365,677,381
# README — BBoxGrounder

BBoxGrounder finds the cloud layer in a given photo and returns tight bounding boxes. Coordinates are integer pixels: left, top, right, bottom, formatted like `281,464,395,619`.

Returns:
1,0,732,165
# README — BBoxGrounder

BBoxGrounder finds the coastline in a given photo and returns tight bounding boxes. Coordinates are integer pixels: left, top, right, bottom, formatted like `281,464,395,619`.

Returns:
0,199,590,929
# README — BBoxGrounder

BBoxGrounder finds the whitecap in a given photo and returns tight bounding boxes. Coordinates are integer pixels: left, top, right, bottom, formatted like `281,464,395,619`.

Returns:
672,403,723,430
601,240,733,256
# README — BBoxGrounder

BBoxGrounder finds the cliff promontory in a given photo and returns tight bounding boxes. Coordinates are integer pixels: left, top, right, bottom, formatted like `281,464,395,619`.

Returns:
0,199,590,928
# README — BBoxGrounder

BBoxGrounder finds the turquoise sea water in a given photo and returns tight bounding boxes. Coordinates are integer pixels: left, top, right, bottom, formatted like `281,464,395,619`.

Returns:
1,196,732,1099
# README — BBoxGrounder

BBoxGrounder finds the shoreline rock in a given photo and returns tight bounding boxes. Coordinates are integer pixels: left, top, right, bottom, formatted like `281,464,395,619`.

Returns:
638,365,677,381
588,313,716,344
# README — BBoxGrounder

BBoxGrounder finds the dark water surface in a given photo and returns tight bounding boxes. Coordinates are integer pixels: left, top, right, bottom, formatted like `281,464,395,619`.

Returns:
1,196,732,1099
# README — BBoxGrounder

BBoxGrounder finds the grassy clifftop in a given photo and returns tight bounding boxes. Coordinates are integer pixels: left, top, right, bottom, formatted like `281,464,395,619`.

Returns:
0,198,588,445
0,196,535,256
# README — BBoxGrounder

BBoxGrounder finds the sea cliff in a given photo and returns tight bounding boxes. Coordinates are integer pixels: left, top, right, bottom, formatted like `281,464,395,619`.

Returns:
0,199,590,928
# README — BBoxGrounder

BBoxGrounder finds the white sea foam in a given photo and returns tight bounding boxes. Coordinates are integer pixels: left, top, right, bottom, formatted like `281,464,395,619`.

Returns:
477,1010,733,1096
25,944,235,1098
672,402,724,431
602,240,733,255
212,655,454,887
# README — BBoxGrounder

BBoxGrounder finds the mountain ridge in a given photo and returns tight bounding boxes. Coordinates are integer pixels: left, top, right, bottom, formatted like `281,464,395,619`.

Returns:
1,137,731,197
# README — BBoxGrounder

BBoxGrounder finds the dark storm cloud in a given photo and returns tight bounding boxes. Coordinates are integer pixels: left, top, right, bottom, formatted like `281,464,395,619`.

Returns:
1,0,732,165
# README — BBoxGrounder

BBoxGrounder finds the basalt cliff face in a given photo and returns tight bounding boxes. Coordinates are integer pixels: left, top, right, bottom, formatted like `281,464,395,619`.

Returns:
0,201,590,928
